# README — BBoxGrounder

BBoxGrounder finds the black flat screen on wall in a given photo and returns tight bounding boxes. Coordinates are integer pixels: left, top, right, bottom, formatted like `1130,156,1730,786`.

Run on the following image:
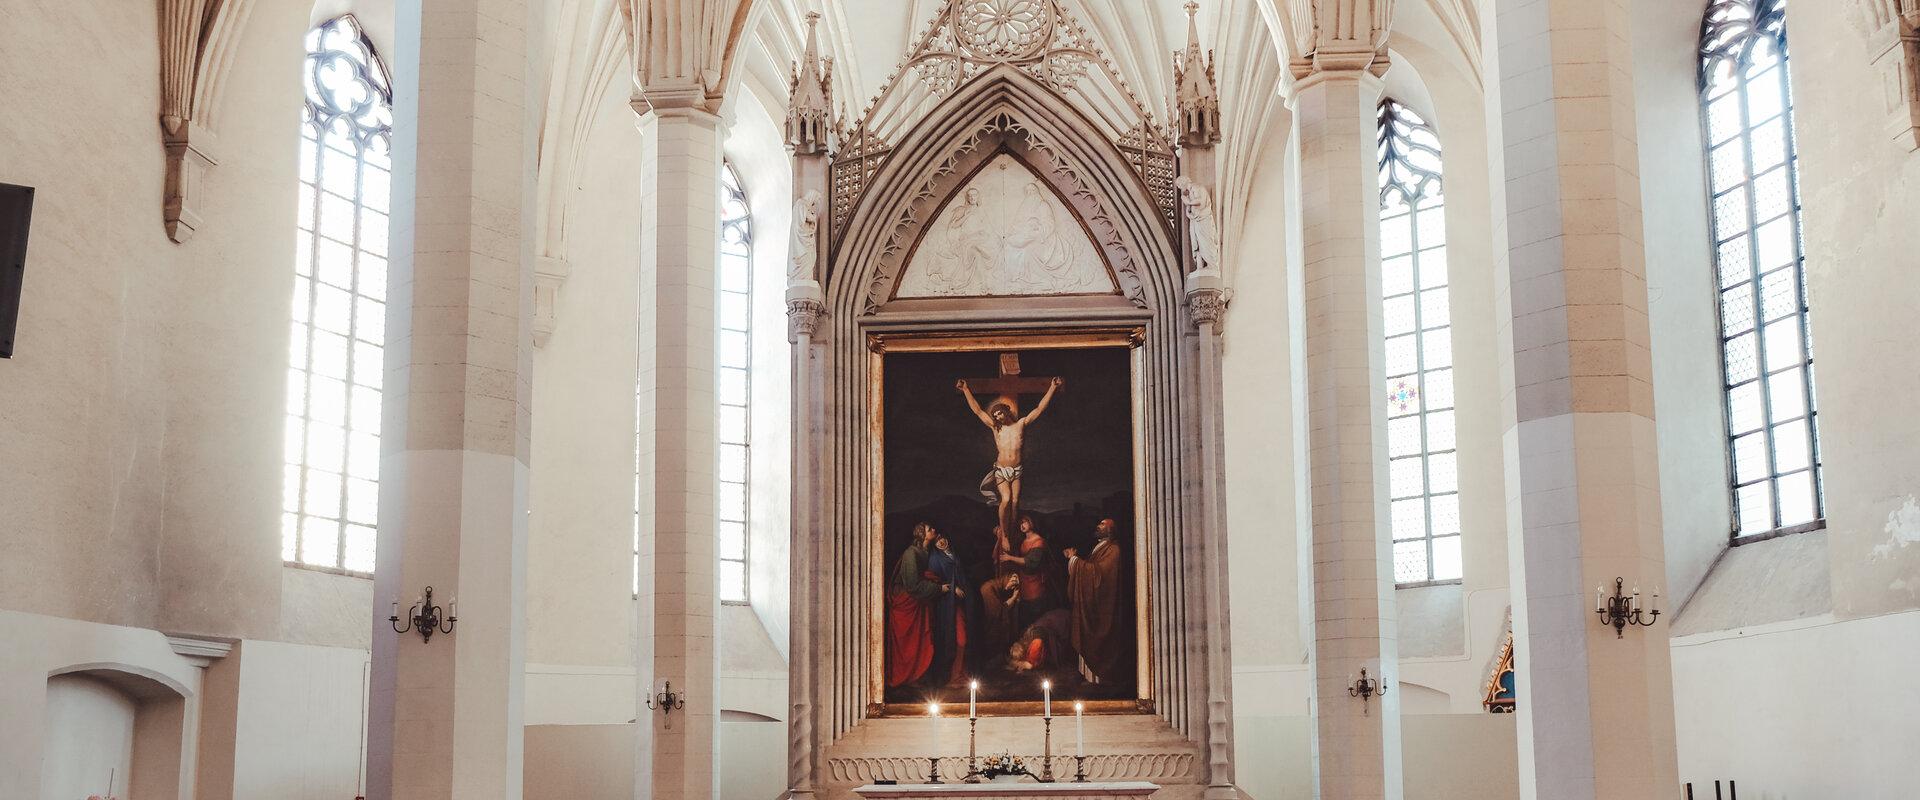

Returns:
0,182,32,359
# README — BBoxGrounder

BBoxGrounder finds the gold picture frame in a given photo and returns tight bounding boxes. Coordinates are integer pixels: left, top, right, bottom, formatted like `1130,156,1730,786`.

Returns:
865,327,1153,717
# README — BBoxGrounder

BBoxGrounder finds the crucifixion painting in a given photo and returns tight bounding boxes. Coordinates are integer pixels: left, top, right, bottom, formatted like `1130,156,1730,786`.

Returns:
956,352,1064,543
879,343,1139,709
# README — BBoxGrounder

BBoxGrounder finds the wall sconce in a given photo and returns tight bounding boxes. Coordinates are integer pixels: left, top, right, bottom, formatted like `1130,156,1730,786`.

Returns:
1595,577,1660,639
647,680,688,727
389,586,456,642
1348,668,1388,713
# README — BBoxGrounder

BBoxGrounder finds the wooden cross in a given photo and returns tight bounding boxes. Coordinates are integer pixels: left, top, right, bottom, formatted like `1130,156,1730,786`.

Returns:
963,353,1058,412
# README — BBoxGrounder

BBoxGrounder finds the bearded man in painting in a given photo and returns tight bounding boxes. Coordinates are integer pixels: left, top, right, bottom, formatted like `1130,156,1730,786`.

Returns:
1065,518,1125,685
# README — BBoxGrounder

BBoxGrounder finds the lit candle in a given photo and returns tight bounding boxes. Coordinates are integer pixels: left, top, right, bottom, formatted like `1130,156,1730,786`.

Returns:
1042,679,1052,718
928,702,941,759
969,680,979,720
1596,585,1605,613
1075,702,1085,757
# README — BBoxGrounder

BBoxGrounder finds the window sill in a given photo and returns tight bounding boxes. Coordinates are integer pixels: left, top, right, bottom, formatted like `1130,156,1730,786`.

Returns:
284,561,373,580
1395,578,1463,590
1731,518,1825,547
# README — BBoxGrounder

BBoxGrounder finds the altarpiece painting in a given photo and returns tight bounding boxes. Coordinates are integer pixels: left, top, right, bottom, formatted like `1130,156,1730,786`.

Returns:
876,337,1143,710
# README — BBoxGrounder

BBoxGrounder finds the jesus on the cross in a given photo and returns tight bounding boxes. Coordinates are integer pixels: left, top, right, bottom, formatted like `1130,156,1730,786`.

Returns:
956,353,1064,539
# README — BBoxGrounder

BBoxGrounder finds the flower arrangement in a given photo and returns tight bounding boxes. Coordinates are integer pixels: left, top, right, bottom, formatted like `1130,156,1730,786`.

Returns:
979,752,1033,780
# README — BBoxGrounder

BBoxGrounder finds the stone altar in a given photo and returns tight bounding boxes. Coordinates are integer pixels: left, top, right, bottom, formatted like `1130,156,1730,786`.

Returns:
853,782,1159,798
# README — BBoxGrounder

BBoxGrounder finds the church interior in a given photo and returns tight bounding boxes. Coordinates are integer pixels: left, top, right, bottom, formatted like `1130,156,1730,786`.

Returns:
4,0,1919,798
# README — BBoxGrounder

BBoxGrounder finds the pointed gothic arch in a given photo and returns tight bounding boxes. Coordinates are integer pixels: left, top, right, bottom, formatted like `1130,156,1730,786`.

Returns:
826,65,1183,319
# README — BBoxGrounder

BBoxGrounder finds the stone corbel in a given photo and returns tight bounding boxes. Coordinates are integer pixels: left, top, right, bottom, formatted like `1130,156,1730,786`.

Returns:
1186,269,1229,330
1852,0,1920,151
533,256,570,348
786,284,827,341
163,122,220,243
158,0,254,243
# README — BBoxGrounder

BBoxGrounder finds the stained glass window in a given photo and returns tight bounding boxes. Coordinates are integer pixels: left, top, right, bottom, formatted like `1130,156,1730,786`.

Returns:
1378,99,1461,585
1699,0,1822,539
716,164,754,604
284,16,392,573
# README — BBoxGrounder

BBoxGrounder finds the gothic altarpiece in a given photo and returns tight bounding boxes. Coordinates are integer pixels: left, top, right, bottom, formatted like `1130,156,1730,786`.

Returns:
782,2,1238,798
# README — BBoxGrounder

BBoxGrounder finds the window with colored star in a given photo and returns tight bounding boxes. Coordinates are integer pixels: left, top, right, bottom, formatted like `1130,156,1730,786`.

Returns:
1378,98,1460,585
1699,0,1823,541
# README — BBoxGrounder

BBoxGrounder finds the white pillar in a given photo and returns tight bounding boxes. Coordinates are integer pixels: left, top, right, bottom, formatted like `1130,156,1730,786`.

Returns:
1491,0,1680,798
1295,66,1404,800
367,1,534,798
632,102,722,800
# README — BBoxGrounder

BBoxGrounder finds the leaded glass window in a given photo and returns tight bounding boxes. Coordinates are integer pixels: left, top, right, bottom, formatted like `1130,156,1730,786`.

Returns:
284,16,392,573
1700,0,1822,539
716,164,754,603
1378,99,1461,585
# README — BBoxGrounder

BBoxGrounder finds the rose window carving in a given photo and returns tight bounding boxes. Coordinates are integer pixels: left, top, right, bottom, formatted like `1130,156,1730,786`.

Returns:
955,0,1053,61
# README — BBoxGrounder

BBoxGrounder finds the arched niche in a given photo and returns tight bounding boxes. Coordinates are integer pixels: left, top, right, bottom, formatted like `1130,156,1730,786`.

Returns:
805,62,1220,768
42,664,194,800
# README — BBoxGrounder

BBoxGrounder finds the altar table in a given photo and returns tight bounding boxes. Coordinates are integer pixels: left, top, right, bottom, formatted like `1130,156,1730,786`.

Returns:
852,781,1159,798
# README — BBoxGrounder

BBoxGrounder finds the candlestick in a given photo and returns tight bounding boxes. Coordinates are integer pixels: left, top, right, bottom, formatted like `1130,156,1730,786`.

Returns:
928,703,942,783
1075,702,1085,757
1042,679,1052,718
1041,715,1055,782
969,679,978,719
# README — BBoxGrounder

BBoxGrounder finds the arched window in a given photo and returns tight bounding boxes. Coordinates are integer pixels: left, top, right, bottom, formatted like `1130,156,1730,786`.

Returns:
716,164,754,603
1699,0,1822,540
284,16,392,573
1378,98,1460,585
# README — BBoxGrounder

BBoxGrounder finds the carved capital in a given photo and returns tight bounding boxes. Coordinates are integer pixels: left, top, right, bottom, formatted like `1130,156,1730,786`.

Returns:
1187,266,1228,328
1286,0,1394,79
787,297,828,340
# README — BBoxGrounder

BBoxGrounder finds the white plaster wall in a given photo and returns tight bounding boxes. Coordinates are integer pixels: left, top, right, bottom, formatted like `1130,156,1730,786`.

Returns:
721,78,796,654
1230,713,1518,800
1633,0,1730,610
1671,609,1920,798
0,0,174,630
1784,0,1920,619
526,70,644,671
1223,104,1308,677
41,675,138,800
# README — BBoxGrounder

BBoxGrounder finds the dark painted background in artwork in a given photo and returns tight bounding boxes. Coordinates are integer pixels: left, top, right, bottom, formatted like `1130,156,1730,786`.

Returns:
881,346,1137,705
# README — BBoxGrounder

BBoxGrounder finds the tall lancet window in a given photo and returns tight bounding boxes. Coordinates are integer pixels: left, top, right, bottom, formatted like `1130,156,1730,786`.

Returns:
1378,99,1460,585
716,164,754,603
1700,0,1821,539
284,16,392,573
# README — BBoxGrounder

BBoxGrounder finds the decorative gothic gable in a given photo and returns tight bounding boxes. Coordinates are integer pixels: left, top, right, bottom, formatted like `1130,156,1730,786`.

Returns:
896,154,1118,299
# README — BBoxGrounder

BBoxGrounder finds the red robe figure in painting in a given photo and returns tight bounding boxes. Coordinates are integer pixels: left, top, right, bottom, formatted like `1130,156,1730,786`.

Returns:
1066,518,1125,684
996,514,1056,634
885,522,945,688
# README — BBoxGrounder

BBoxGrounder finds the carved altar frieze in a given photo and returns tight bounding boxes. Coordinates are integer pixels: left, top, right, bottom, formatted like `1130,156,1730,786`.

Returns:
854,110,1149,314
897,155,1117,299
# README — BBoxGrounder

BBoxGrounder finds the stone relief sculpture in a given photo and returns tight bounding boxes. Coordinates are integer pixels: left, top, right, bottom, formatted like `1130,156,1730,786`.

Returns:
897,155,1115,298
790,190,822,284
1175,175,1221,273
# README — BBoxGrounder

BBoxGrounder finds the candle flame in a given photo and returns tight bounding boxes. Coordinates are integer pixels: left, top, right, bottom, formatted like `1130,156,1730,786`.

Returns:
928,702,941,716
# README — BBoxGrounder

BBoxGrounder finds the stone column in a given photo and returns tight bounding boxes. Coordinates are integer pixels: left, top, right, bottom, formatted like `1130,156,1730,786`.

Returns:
366,1,534,798
1491,1,1679,798
1294,66,1404,800
631,100,722,800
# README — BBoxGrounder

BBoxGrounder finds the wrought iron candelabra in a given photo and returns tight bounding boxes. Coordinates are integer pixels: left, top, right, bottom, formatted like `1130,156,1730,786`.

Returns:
388,586,456,642
1596,577,1661,638
1348,668,1388,714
